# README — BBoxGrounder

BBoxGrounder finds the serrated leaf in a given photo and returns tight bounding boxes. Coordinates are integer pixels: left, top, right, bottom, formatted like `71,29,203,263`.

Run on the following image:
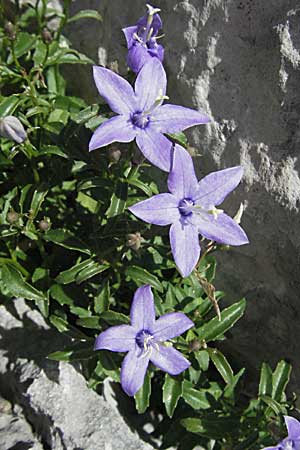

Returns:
75,262,109,284
196,298,246,342
125,265,163,292
163,374,182,418
207,348,234,385
1,264,47,302
56,259,94,284
134,371,151,414
68,9,102,23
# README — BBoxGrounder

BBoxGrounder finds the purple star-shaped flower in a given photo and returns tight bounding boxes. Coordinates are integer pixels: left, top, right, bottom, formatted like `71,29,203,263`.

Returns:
263,416,300,450
122,4,164,73
129,144,249,277
89,58,210,172
94,285,193,396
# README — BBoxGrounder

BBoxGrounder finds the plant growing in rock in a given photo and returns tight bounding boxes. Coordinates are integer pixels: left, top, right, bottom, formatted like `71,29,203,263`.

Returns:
0,2,296,449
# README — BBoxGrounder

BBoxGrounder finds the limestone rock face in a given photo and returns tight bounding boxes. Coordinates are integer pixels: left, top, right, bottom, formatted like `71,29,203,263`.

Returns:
66,0,300,383
0,299,154,450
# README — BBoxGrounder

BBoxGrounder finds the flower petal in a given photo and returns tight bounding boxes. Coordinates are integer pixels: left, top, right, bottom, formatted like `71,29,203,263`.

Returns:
150,344,190,375
285,416,300,439
93,66,136,114
127,43,151,74
151,104,210,133
135,58,167,111
152,312,194,341
169,221,200,278
135,127,173,171
168,144,199,198
193,212,249,246
94,325,136,352
130,285,156,331
261,447,279,450
195,166,244,208
89,116,136,151
122,25,138,48
128,193,179,225
121,347,150,396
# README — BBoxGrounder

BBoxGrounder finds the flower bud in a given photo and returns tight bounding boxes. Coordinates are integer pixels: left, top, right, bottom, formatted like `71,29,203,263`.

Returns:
108,146,121,164
0,116,27,144
126,232,143,251
4,21,16,40
188,339,202,352
38,218,51,232
7,210,19,224
41,28,52,44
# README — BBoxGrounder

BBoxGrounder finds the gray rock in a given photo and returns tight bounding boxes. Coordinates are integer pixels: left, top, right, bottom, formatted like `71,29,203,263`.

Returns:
65,0,300,387
0,299,155,450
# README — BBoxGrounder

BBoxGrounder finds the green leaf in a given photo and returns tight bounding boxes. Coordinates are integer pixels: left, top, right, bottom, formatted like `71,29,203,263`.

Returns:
7,32,36,63
134,371,151,414
97,351,120,382
182,380,210,410
48,343,93,362
71,104,99,124
106,180,128,218
68,9,102,23
50,284,74,306
76,316,101,329
196,298,246,343
94,279,110,314
56,259,94,284
166,132,188,147
126,178,153,197
29,189,48,220
258,362,273,397
272,360,291,402
76,192,99,214
46,66,66,95
162,374,182,418
259,395,284,415
100,311,130,325
33,40,48,66
125,265,163,292
207,348,234,385
195,350,210,371
75,262,109,284
0,95,20,118
43,229,91,255
1,264,47,302
39,145,68,159
181,416,238,439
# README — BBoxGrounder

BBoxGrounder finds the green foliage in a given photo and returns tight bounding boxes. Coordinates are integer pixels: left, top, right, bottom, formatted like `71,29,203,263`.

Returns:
0,2,295,449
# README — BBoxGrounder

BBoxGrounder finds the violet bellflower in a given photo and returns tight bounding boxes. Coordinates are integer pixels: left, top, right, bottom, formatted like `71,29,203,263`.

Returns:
94,285,193,396
89,58,209,172
122,4,164,73
263,416,300,450
129,144,249,278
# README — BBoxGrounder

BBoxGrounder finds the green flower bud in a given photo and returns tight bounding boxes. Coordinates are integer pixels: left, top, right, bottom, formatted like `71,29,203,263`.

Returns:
4,21,16,40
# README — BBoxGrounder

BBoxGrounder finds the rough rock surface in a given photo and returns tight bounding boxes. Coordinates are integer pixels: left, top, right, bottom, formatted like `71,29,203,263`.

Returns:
65,0,300,387
0,299,155,450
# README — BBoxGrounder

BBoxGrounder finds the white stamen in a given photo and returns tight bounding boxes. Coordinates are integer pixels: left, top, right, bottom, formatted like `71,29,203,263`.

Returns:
207,207,224,219
146,4,161,16
233,202,244,224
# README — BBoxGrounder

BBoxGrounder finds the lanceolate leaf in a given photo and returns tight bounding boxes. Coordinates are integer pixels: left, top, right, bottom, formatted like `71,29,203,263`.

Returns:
125,265,163,292
134,371,152,414
196,298,246,343
163,374,182,418
207,348,234,385
271,360,291,402
258,362,273,397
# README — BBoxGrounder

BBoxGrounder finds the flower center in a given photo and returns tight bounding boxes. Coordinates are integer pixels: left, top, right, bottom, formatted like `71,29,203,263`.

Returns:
280,439,295,450
178,198,194,217
135,330,154,350
131,112,150,129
